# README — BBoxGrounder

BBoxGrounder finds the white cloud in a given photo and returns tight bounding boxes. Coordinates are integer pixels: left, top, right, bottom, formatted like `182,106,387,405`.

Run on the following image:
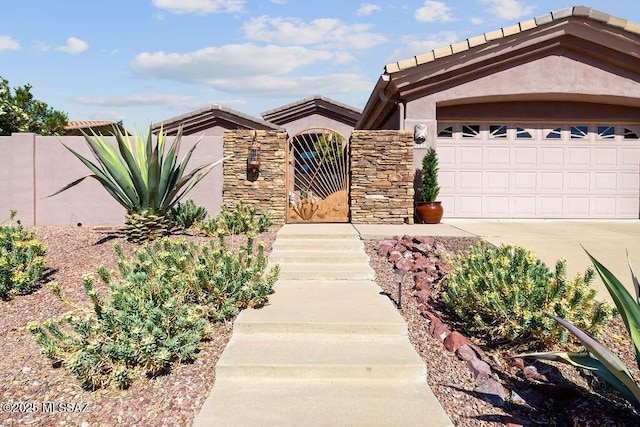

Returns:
357,4,381,16
470,17,484,25
388,31,461,64
152,0,244,14
130,43,340,84
202,74,372,97
479,0,535,20
74,93,198,108
0,35,20,52
415,1,454,23
270,0,287,4
55,37,88,54
243,16,386,50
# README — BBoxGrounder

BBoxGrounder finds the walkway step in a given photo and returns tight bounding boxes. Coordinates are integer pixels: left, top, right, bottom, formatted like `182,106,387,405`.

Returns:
194,378,453,427
216,333,425,380
269,249,369,264
272,238,363,251
233,280,404,335
275,263,375,280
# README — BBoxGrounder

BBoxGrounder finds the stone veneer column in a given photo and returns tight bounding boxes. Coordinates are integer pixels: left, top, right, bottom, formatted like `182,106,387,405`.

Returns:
350,130,414,224
223,130,287,224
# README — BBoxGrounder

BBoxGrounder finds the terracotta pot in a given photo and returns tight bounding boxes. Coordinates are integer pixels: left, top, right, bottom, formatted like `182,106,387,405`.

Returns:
415,201,444,224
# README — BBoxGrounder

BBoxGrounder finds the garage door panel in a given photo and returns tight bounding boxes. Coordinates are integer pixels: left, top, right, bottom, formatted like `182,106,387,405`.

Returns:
591,197,617,216
593,148,617,166
540,147,564,165
619,198,639,216
592,172,617,191
540,172,564,190
621,148,640,166
513,147,537,165
539,197,563,216
620,173,639,191
485,147,510,165
458,196,482,215
460,147,483,165
566,172,590,191
566,197,590,215
458,171,482,190
485,171,510,191
511,197,536,215
438,146,456,165
439,170,455,192
513,172,537,190
484,196,509,215
566,148,591,166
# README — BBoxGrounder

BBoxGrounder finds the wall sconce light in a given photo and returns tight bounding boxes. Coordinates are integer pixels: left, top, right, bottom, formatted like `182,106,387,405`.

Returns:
247,132,260,172
414,124,427,144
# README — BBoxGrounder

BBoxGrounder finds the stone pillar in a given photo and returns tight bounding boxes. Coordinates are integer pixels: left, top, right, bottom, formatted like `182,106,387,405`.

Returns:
223,130,287,224
350,130,414,224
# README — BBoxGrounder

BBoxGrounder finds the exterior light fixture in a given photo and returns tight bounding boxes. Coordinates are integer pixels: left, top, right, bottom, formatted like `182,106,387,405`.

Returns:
248,131,260,172
393,268,406,309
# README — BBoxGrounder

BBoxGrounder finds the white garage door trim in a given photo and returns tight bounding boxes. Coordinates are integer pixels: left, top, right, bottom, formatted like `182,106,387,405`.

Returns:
437,123,640,218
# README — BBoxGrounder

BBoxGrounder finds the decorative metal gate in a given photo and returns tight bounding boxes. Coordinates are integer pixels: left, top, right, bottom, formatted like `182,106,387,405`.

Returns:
286,128,349,222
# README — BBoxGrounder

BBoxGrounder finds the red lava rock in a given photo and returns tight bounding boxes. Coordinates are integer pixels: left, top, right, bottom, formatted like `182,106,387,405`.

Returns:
402,250,415,259
414,278,432,292
415,289,430,304
412,256,430,271
467,359,492,381
444,331,473,353
505,423,524,427
394,257,413,272
414,236,435,246
506,355,525,370
455,344,479,362
388,250,403,262
474,378,506,407
376,242,395,257
416,303,431,316
523,365,549,383
430,321,451,342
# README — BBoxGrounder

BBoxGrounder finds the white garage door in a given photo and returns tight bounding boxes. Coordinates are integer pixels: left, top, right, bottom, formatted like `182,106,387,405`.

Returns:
437,123,640,218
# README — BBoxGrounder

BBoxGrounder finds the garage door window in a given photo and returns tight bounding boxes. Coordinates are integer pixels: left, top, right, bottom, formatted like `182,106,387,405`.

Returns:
570,125,588,139
438,125,453,138
516,127,533,139
489,125,507,139
544,127,562,139
462,125,480,138
597,126,615,140
624,128,640,140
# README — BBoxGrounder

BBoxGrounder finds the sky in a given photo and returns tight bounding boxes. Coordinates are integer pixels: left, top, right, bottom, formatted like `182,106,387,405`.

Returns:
1,1,638,131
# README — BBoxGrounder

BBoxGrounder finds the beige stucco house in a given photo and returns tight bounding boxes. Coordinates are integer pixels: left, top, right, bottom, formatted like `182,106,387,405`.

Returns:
358,5,640,219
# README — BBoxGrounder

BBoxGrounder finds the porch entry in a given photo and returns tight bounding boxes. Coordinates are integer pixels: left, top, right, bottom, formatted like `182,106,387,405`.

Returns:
286,127,350,223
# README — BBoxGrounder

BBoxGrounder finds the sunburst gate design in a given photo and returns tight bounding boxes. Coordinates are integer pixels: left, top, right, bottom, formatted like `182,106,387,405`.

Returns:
286,128,349,223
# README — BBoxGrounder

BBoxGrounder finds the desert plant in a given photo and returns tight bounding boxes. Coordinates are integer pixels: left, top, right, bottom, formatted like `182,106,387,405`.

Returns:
520,250,640,412
28,236,278,389
443,241,613,346
168,199,208,229
420,146,440,202
50,125,227,243
0,209,47,299
200,200,272,237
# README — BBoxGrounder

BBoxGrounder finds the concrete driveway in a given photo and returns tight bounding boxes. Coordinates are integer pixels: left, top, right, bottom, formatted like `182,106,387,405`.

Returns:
445,219,640,304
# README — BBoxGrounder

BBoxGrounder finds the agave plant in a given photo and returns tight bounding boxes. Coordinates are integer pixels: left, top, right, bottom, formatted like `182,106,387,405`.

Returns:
520,249,640,412
51,125,228,243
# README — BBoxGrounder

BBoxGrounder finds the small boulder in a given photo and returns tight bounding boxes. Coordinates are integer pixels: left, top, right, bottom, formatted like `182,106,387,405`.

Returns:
474,378,506,407
455,344,479,362
467,359,492,381
394,257,413,272
444,331,473,353
388,250,403,262
415,289,430,304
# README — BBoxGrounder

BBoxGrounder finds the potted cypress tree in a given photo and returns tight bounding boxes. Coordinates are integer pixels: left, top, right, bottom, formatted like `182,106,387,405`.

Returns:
415,146,444,224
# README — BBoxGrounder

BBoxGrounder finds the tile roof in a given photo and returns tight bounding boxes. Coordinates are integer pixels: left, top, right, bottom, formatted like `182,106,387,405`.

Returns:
261,95,362,117
384,6,640,74
65,120,119,130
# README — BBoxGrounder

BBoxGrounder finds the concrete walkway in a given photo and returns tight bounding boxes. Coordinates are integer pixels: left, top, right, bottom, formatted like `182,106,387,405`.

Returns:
193,224,453,427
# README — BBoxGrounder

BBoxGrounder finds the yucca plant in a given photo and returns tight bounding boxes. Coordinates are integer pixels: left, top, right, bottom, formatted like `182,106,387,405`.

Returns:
520,249,640,412
51,125,227,243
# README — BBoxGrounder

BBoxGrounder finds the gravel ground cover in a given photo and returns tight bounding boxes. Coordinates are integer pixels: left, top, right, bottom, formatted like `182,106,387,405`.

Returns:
1,226,639,426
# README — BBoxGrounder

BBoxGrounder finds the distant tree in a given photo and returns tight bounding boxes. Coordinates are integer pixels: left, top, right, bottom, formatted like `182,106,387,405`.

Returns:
0,76,68,136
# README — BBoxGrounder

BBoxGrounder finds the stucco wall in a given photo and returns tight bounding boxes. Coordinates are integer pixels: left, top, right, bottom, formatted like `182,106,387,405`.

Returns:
0,133,225,226
275,113,356,139
222,130,287,224
350,130,415,224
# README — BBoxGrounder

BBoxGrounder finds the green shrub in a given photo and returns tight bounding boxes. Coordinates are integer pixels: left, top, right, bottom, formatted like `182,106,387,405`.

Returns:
0,210,47,299
28,236,278,389
200,200,273,237
168,199,208,229
443,241,613,346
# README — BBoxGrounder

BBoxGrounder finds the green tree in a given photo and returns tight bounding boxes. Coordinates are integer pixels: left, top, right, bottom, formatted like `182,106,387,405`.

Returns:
0,76,68,136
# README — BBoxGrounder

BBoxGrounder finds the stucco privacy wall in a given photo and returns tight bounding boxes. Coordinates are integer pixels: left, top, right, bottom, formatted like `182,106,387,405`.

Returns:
0,133,225,226
223,130,287,224
350,130,415,224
